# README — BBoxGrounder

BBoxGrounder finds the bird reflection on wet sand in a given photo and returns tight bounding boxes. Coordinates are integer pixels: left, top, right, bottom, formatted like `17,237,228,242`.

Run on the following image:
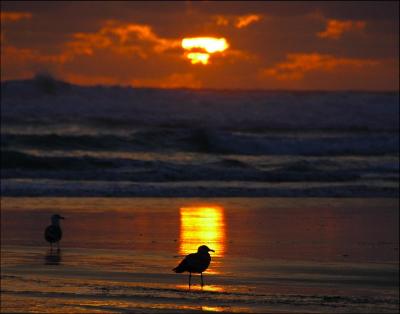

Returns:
44,249,62,265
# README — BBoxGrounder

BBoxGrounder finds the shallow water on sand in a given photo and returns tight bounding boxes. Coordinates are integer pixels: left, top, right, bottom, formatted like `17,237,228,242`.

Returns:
1,197,399,313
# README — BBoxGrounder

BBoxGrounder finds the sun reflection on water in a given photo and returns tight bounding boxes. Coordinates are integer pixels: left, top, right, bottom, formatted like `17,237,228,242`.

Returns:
175,284,224,293
202,306,225,312
179,206,226,257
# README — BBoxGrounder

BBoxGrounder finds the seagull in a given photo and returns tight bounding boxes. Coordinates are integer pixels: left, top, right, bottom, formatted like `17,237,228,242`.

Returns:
173,245,215,288
44,214,65,250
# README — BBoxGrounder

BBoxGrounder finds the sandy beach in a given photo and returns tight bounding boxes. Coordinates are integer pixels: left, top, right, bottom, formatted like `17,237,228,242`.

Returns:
1,197,398,313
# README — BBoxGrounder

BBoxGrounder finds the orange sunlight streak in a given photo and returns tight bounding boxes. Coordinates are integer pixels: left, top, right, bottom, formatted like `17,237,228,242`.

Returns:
179,206,226,257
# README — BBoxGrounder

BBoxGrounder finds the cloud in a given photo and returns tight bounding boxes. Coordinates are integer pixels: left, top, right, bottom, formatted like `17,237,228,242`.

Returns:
317,19,366,39
263,53,379,80
1,11,32,22
235,14,261,28
214,15,229,26
212,14,262,28
65,20,181,59
2,20,176,72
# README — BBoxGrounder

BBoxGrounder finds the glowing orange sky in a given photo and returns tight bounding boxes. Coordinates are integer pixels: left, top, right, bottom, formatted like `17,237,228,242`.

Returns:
1,1,398,90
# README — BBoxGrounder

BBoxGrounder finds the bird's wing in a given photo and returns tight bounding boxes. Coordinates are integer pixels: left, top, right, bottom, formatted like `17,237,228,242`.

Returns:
173,253,210,273
45,225,62,242
185,253,210,272
173,253,196,273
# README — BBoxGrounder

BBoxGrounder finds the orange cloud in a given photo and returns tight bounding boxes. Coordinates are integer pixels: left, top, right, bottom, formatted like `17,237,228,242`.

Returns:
66,20,180,59
235,14,261,28
67,32,113,56
264,53,379,80
214,15,229,26
317,19,366,39
213,14,262,28
110,22,180,52
1,11,32,22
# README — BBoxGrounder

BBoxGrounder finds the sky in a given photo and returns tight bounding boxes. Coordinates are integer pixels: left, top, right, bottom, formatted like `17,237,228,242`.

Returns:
1,1,399,90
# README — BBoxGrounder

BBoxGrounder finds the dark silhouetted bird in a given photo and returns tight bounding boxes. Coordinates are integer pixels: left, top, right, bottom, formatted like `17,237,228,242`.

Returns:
44,214,65,250
173,245,215,288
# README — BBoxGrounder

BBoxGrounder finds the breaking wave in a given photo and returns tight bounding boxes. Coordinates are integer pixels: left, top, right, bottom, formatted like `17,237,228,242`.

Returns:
1,79,398,197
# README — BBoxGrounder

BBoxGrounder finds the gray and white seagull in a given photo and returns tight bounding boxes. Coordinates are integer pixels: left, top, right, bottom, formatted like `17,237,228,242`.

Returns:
173,245,215,288
44,214,65,250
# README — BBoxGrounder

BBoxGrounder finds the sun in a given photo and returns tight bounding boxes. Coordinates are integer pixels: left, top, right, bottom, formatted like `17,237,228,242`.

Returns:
186,52,210,65
181,37,229,65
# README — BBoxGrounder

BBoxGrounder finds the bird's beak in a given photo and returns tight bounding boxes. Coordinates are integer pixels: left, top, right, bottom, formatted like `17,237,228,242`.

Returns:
209,249,215,252
60,216,65,219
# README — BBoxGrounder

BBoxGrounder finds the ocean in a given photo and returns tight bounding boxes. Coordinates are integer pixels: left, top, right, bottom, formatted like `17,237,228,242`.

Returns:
1,78,399,197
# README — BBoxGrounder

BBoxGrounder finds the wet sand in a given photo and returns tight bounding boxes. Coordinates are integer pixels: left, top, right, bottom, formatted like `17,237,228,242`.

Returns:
1,197,399,313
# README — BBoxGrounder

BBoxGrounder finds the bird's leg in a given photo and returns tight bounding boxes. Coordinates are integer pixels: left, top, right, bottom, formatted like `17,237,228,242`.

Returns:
201,273,204,287
189,272,191,289
50,243,53,251
57,241,60,251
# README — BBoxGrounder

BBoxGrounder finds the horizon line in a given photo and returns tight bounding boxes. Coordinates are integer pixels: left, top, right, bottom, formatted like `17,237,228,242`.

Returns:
1,77,399,93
